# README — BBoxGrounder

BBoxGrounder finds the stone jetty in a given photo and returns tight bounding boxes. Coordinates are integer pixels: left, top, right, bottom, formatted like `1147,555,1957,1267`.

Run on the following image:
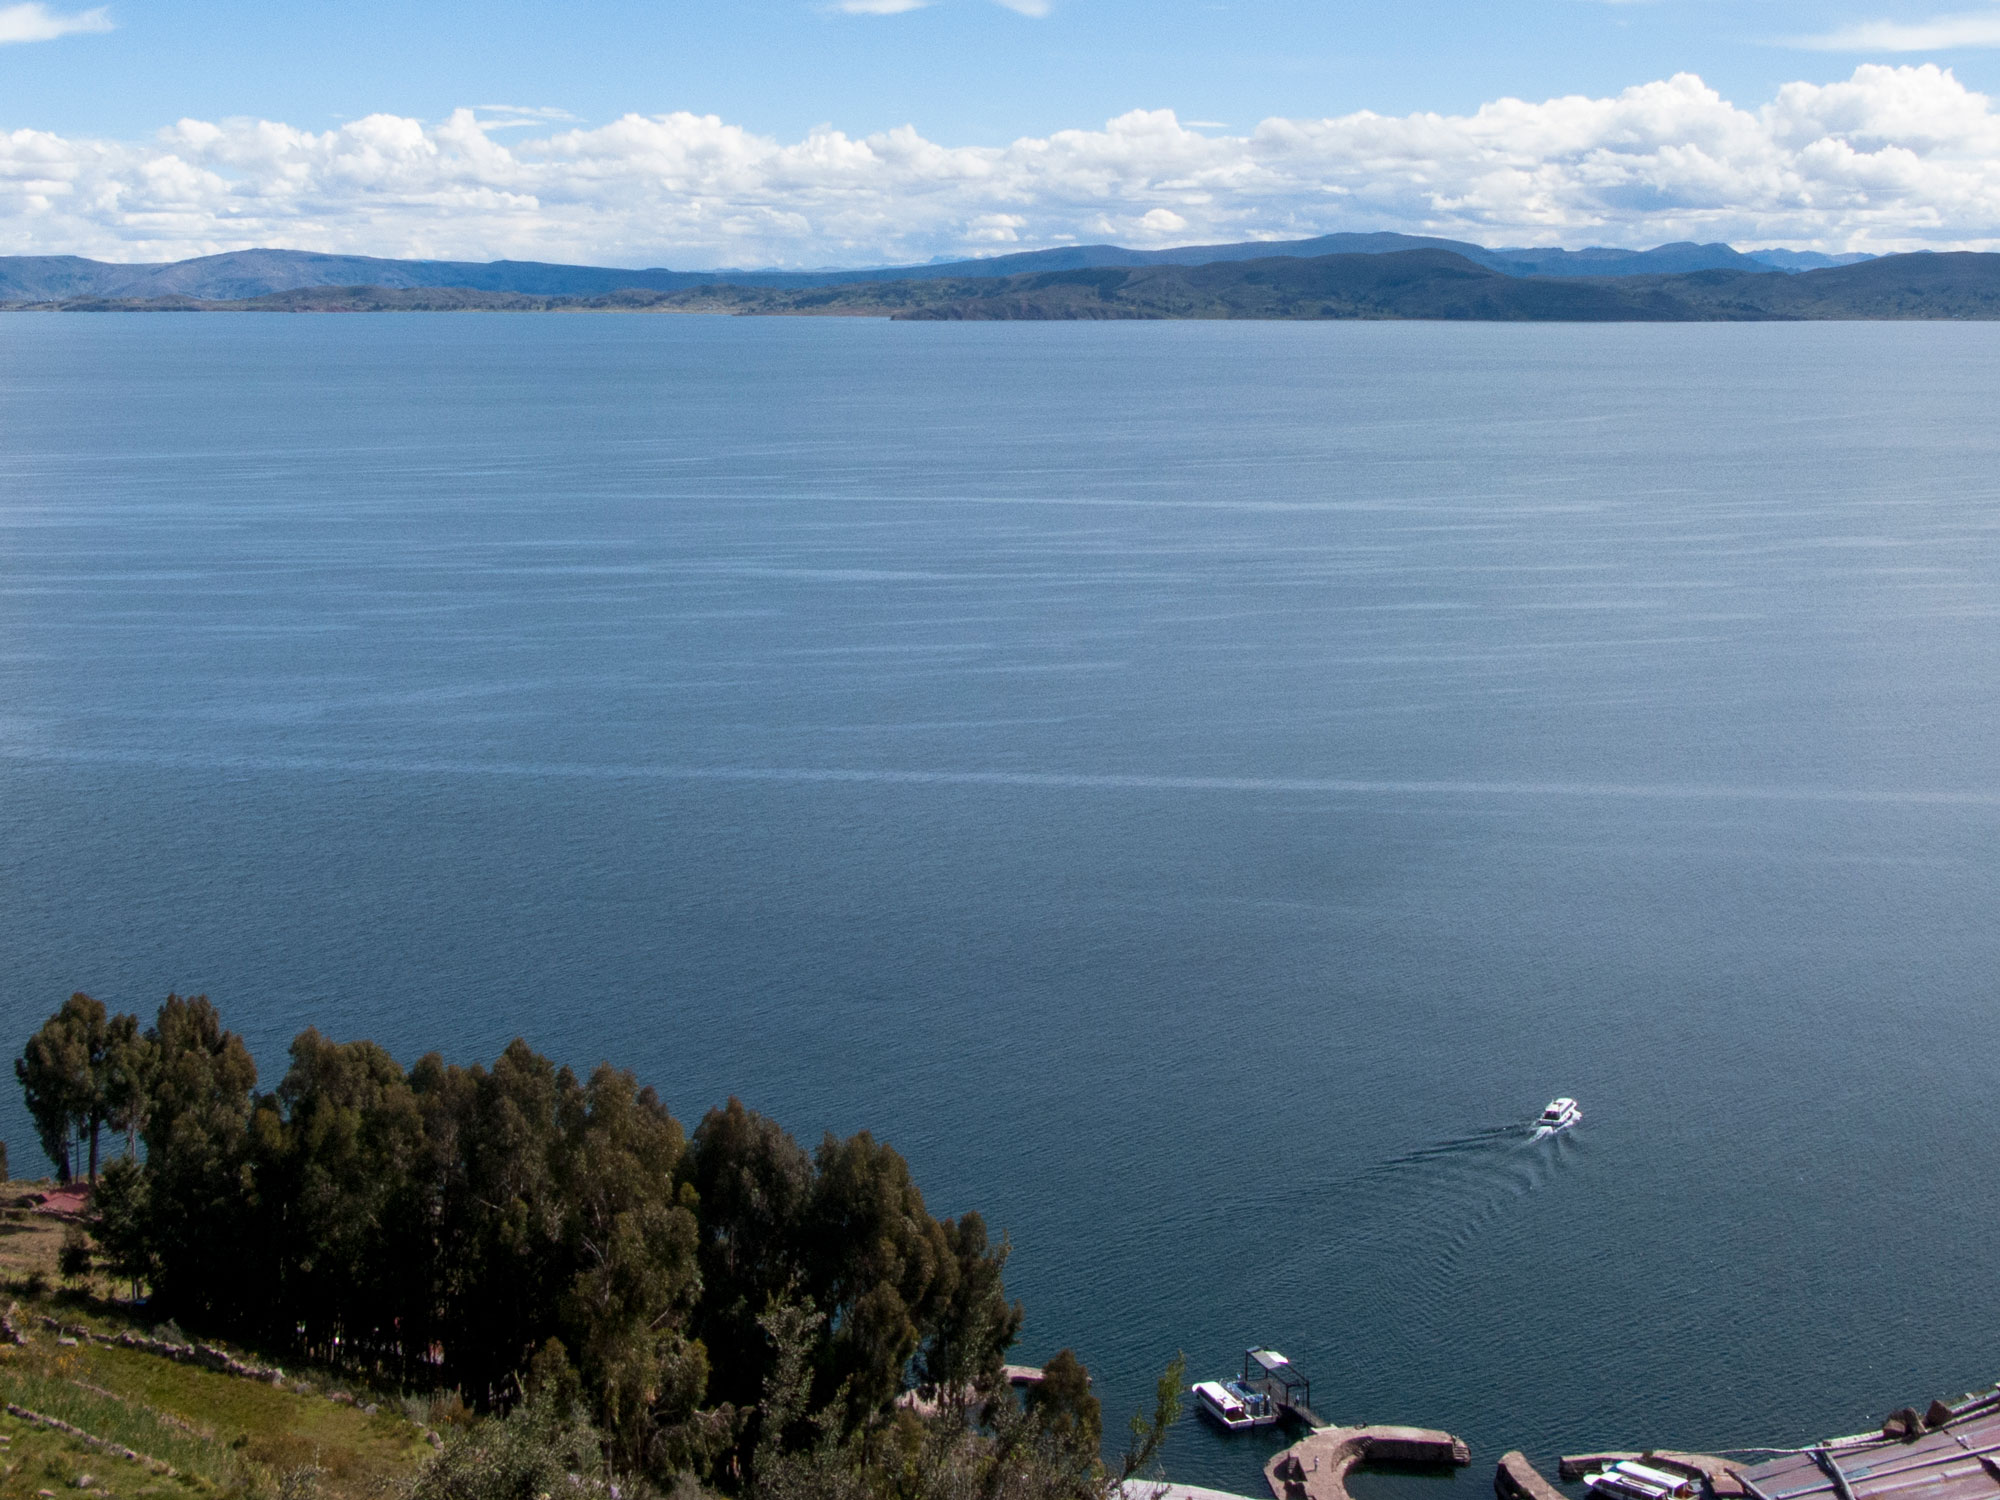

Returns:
1265,1425,1471,1500
1497,1451,1569,1500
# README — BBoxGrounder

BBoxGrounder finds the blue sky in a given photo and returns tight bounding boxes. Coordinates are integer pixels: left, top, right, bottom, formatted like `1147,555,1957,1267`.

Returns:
3,0,2000,264
11,0,2000,144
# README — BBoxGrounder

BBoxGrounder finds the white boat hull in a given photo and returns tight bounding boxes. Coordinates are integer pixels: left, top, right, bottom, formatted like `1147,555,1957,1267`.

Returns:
1191,1380,1280,1431
1533,1098,1582,1137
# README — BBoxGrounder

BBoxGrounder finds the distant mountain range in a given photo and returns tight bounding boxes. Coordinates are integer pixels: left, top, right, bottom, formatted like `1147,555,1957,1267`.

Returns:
857,249,2000,321
0,234,1874,304
28,248,1999,321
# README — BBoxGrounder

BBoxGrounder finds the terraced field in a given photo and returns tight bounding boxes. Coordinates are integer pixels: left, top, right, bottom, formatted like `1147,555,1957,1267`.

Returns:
0,1182,434,1500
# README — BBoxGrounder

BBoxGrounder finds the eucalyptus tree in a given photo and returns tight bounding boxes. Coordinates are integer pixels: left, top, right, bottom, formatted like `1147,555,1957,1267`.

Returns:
416,1039,573,1404
257,1029,430,1367
1024,1351,1099,1455
89,1154,154,1300
18,993,1058,1500
15,993,113,1182
803,1130,956,1422
103,1012,157,1159
680,1099,814,1414
914,1211,1022,1409
138,995,258,1323
549,1062,704,1476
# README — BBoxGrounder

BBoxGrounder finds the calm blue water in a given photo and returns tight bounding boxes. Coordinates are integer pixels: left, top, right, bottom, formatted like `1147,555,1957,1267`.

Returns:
5,314,2000,1496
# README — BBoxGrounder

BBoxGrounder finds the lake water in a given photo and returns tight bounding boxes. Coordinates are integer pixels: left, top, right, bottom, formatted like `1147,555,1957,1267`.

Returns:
4,314,2000,1497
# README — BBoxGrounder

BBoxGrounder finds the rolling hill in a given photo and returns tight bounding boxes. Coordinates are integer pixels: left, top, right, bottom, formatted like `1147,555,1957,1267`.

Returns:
15,249,1992,320
0,236,1871,304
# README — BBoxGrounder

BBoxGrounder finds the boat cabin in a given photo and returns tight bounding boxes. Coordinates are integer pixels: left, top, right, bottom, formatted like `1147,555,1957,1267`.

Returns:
1588,1461,1697,1500
1192,1380,1276,1431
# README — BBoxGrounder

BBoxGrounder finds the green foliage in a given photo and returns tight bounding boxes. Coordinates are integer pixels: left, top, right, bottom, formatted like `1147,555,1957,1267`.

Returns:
750,1300,828,1481
0,1360,257,1488
1,1333,437,1500
15,993,110,1182
92,1152,157,1297
104,1011,156,1159
1116,1352,1183,1484
251,1029,430,1368
0,1408,202,1500
551,1064,703,1473
140,995,259,1326
524,1337,584,1414
411,1389,617,1500
915,1213,1023,1407
746,1346,1176,1500
57,1222,93,1285
679,1099,811,1419
15,996,1063,1500
1024,1352,1099,1454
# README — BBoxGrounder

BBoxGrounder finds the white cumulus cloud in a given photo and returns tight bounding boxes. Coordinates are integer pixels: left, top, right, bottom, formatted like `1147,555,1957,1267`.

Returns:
0,2,111,43
4,66,2000,267
1793,11,2000,49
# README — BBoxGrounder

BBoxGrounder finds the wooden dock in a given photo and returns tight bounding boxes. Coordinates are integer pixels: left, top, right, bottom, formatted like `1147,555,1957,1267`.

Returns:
1279,1398,1325,1429
1265,1425,1470,1500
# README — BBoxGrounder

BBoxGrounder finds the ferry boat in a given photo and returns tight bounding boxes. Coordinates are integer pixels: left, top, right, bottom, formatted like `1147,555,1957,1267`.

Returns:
1191,1379,1279,1431
1533,1097,1581,1137
1584,1461,1695,1500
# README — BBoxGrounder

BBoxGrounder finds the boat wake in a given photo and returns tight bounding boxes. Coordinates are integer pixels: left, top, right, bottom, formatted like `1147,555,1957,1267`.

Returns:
1264,1121,1584,1344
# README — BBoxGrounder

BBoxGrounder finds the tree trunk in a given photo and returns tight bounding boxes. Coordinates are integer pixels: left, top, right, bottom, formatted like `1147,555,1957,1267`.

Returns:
87,1118,100,1184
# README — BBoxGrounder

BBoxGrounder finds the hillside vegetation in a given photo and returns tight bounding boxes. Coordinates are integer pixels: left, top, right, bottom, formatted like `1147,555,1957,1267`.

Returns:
0,1192,433,1500
9,995,1181,1500
12,250,1997,320
0,236,1864,304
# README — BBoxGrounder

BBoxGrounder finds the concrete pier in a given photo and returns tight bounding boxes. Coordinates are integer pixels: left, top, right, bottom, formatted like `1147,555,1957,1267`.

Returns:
1496,1452,1567,1500
1265,1425,1471,1500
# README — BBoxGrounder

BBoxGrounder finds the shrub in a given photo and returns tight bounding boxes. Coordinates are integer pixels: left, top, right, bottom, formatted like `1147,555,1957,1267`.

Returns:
57,1225,92,1286
412,1390,618,1500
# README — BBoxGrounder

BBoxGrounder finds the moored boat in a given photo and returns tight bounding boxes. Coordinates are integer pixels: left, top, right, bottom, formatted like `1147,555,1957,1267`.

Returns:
1585,1461,1696,1500
1191,1378,1279,1431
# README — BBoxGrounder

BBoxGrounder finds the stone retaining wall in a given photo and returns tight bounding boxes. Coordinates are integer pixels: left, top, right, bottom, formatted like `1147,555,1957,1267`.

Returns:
3,1402,177,1475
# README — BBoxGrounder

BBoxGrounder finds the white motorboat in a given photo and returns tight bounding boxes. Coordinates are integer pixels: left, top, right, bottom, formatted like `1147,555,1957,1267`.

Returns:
1190,1379,1279,1431
1533,1097,1581,1137
1585,1461,1695,1500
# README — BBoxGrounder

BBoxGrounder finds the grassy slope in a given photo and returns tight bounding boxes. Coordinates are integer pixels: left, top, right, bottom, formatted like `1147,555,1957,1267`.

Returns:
0,1182,433,1500
0,1412,196,1500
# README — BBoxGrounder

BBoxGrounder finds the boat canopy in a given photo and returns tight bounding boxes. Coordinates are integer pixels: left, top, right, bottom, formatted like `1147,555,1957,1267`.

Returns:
1241,1348,1312,1414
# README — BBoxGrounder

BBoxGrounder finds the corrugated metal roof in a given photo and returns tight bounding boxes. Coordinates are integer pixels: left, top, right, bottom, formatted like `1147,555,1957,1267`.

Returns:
1743,1395,2000,1500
